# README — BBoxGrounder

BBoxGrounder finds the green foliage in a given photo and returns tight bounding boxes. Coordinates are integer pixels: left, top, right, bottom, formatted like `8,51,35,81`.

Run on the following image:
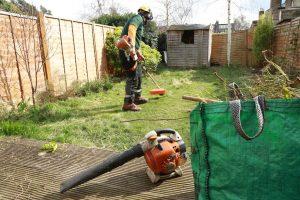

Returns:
17,101,29,113
0,0,13,12
27,104,72,123
11,0,37,15
41,141,57,153
36,90,60,104
5,103,72,123
94,13,135,27
143,21,159,48
141,42,162,72
40,5,51,15
105,27,123,75
0,120,38,137
105,27,161,75
75,78,113,97
0,0,51,15
94,13,158,48
253,14,275,64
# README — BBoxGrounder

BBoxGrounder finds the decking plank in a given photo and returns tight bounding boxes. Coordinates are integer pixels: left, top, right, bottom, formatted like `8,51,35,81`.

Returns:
0,138,195,200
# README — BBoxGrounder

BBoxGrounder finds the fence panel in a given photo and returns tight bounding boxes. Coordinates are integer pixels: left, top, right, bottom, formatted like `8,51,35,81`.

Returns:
83,23,97,81
0,11,114,106
0,15,22,104
59,19,77,88
46,17,66,93
9,15,46,104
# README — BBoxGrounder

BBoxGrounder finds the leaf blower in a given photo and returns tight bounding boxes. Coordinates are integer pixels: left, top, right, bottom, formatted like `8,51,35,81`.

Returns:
60,129,187,193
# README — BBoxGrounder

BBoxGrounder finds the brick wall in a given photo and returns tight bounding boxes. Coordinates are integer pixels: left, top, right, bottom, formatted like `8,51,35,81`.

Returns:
211,17,300,69
273,17,300,70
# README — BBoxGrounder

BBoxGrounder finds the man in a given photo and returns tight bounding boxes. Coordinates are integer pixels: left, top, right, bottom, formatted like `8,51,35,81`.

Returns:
119,5,153,111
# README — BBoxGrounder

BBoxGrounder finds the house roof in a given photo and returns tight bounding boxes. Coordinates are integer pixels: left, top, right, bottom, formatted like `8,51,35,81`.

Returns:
168,24,211,31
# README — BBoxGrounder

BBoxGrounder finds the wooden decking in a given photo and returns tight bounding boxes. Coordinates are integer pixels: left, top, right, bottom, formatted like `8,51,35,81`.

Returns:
0,138,195,200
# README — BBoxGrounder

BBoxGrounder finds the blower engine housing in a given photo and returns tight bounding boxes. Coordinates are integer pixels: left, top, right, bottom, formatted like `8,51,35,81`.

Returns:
143,129,187,183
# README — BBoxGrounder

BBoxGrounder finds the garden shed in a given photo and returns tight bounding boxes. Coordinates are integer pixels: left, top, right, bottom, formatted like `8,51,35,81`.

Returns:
167,24,213,68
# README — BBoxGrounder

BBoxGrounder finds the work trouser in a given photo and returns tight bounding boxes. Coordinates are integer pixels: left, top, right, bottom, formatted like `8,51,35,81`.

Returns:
119,50,143,104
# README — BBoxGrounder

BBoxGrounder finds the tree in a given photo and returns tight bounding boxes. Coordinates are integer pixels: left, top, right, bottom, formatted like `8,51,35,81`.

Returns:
94,13,159,48
143,21,159,48
40,5,51,15
233,15,250,31
156,0,199,27
94,13,134,27
253,13,275,64
172,0,197,24
0,0,52,16
11,0,38,15
0,19,16,107
13,16,44,105
87,0,125,19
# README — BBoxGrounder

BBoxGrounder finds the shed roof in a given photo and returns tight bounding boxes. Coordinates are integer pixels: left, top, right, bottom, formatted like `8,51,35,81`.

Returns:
168,24,211,31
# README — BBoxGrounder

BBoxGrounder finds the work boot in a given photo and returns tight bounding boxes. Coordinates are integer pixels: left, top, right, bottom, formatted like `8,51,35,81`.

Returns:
134,96,148,105
122,103,141,112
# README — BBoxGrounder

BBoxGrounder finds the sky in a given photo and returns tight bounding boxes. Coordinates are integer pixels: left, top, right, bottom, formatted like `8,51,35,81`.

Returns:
28,0,271,25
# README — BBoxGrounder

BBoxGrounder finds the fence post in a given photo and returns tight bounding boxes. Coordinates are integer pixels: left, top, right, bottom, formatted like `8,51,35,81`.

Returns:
245,30,248,67
82,23,89,82
101,26,108,76
8,15,24,101
37,12,53,92
92,23,100,79
71,21,79,81
58,18,67,91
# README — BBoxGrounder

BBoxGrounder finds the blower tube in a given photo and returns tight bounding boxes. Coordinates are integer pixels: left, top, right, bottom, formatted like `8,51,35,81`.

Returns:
60,143,144,193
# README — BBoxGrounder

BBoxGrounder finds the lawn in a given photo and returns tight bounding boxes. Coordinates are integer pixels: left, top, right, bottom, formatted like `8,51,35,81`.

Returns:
0,65,251,151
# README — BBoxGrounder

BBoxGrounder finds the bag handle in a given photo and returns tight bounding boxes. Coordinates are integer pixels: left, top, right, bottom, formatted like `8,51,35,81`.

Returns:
229,96,265,141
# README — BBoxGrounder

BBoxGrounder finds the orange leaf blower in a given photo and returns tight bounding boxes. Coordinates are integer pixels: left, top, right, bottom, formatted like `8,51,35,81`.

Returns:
60,129,187,193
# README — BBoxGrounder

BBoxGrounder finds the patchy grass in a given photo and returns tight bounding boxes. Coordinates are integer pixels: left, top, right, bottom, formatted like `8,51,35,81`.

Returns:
0,65,251,151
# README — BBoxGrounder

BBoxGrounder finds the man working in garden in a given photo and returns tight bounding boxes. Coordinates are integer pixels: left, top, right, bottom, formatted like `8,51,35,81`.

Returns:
119,5,153,111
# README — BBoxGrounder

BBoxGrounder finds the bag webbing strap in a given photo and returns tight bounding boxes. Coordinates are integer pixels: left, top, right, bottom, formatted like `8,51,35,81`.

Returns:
229,96,265,141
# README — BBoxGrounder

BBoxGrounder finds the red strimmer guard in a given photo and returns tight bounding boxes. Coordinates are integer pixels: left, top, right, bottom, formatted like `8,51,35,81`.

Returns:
150,88,166,95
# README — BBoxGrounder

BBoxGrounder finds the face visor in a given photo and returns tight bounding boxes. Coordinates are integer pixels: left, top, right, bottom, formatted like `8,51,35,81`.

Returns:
144,10,153,21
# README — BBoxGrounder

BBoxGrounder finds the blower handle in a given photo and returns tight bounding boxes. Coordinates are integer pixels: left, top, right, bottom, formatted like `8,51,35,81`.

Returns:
155,128,176,136
155,129,182,142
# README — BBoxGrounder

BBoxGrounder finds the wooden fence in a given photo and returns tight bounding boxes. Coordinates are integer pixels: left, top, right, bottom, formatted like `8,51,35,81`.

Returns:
0,11,114,106
211,29,256,67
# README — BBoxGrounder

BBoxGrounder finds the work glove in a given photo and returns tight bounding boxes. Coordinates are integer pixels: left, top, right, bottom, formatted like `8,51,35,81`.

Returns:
130,49,138,61
137,50,145,61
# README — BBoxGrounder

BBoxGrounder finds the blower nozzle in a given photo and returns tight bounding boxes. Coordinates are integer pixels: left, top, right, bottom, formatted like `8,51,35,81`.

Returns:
60,144,144,193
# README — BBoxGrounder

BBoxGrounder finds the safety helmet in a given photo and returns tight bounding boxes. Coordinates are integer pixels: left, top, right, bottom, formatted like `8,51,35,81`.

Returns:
138,5,151,13
138,5,153,21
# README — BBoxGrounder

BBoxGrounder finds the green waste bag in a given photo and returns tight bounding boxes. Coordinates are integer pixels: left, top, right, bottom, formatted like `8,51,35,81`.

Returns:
190,97,300,200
